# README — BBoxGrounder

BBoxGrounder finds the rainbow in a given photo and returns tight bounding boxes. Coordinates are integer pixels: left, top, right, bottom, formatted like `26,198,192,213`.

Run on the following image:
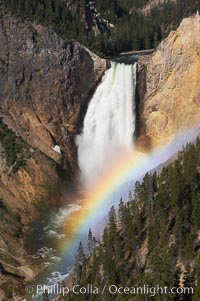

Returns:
58,150,146,256
59,127,200,262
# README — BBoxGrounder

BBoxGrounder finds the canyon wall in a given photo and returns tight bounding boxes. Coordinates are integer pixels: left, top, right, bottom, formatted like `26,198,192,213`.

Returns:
137,14,200,151
0,10,107,288
0,12,107,174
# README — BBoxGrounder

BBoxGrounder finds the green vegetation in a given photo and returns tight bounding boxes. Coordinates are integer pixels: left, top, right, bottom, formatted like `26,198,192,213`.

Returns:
0,118,31,172
1,0,200,56
64,138,200,300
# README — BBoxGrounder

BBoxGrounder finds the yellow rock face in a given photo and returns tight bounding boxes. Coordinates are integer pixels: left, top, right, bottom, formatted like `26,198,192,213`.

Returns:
141,15,200,149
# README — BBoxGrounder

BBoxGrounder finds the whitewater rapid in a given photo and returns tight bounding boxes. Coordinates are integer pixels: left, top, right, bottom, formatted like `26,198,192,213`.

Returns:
77,62,137,184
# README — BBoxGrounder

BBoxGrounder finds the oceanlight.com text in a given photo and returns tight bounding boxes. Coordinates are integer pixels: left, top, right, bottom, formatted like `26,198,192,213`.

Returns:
29,283,194,297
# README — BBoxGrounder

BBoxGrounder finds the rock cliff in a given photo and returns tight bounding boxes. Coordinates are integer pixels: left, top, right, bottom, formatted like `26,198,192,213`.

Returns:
0,10,107,291
0,12,107,174
137,14,200,150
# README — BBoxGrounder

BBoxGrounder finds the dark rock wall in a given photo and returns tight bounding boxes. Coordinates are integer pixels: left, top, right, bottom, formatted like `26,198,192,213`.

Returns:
0,13,107,175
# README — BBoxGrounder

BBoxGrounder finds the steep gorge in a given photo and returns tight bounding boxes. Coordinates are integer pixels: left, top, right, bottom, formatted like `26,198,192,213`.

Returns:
0,7,200,300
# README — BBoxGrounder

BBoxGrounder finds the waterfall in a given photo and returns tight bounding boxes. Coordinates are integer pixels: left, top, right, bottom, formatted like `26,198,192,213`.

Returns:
76,62,137,185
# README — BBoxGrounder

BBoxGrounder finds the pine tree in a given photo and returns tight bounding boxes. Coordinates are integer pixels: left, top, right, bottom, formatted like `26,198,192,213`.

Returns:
36,2,45,23
45,0,53,25
25,0,32,17
74,241,87,283
192,193,200,231
88,228,95,254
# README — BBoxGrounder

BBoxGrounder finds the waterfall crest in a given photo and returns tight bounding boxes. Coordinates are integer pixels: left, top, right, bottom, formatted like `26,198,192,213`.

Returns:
76,62,137,185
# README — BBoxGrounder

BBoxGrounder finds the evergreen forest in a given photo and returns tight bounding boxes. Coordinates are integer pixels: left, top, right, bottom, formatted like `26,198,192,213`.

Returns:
63,139,200,301
1,0,200,56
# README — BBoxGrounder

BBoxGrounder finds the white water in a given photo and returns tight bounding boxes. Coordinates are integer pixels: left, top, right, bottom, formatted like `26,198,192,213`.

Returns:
76,62,137,184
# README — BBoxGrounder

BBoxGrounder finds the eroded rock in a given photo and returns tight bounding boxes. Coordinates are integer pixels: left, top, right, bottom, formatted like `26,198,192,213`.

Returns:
137,15,200,150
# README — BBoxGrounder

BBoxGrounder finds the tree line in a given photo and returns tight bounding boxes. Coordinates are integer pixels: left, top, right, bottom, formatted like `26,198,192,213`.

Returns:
2,0,200,56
